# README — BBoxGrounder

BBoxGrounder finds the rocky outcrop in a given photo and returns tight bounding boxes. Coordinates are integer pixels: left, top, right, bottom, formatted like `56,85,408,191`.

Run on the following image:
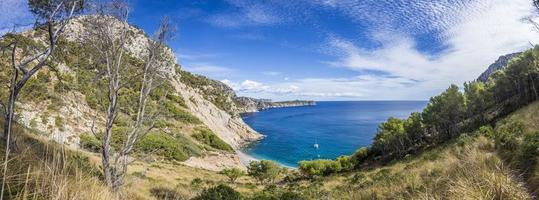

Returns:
478,52,521,82
170,78,262,149
236,97,316,113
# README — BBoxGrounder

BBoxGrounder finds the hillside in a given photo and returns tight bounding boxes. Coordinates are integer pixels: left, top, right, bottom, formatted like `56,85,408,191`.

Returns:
1,15,262,172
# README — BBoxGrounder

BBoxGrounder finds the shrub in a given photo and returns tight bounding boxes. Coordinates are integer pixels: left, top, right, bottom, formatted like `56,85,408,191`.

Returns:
136,133,201,161
192,184,242,200
336,155,353,171
21,72,50,101
477,125,495,138
280,191,307,200
79,133,101,152
298,159,342,177
167,93,187,108
191,178,204,188
494,121,525,153
164,101,201,124
192,128,233,152
54,73,74,93
55,116,65,131
150,187,183,200
247,160,283,184
220,168,245,183
351,147,369,166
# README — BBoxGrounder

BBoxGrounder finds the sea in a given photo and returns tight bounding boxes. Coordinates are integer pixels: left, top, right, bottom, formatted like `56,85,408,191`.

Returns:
241,101,428,167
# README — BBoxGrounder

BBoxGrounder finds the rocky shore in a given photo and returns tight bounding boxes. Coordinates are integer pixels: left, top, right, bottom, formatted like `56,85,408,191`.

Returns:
236,97,316,113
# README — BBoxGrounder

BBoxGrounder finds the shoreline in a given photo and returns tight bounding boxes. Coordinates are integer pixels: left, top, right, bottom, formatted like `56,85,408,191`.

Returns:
237,150,297,169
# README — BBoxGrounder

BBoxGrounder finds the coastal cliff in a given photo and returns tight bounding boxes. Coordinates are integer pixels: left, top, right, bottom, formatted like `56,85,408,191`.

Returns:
236,97,316,113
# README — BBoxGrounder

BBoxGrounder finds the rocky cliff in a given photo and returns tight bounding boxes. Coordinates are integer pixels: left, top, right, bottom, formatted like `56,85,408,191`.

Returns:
477,52,521,82
236,97,316,113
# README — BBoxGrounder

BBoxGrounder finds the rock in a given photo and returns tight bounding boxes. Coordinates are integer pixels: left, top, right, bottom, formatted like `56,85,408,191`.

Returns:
477,52,521,82
235,97,316,113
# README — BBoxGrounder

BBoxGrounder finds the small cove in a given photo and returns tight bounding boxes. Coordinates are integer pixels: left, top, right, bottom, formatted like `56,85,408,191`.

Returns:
241,101,427,167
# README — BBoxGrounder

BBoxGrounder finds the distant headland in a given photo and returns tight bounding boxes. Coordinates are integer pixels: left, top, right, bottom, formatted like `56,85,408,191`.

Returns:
236,97,316,113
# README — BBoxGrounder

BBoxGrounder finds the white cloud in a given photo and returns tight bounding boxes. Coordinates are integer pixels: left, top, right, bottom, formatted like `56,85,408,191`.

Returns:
182,63,235,79
318,0,539,99
223,75,420,100
222,79,300,95
207,0,281,28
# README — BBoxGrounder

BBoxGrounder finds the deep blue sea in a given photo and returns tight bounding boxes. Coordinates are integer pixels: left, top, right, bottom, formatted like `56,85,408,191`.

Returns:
241,101,428,167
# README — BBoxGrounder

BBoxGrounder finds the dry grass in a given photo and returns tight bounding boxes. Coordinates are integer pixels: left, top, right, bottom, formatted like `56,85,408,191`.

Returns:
0,122,260,200
498,101,539,133
316,136,532,200
0,126,118,200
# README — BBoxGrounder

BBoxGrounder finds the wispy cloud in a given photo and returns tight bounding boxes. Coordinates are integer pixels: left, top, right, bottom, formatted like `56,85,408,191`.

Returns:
206,0,282,28
223,75,419,100
183,63,234,74
176,52,219,61
315,0,539,99
222,79,300,95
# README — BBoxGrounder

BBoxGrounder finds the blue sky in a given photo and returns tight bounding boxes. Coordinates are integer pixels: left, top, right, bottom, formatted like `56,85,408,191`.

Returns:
3,0,539,101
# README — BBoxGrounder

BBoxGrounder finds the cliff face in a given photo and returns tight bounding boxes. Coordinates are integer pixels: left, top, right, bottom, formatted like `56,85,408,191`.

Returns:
477,52,521,82
236,97,316,113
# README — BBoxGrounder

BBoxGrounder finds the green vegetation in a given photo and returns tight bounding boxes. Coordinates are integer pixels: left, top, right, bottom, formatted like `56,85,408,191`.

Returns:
54,116,65,131
179,70,238,115
323,47,539,170
136,133,202,161
79,131,202,161
220,168,245,184
299,159,346,177
247,160,283,184
150,187,183,200
79,133,102,152
164,100,202,124
192,128,233,152
192,184,242,200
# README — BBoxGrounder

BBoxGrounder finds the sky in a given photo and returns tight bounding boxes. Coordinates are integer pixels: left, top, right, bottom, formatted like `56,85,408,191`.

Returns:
3,0,539,101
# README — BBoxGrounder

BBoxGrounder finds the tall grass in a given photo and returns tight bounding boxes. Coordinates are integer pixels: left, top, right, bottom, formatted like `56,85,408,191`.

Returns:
0,123,120,200
322,136,532,200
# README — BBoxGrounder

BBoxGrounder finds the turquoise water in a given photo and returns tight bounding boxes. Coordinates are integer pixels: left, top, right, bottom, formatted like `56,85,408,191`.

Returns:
241,101,427,167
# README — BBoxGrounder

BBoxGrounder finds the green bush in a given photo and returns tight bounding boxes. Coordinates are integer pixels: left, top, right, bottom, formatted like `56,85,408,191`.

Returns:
21,71,50,101
192,128,233,152
298,159,342,177
336,155,353,171
136,133,201,161
55,116,65,131
164,101,201,124
167,93,187,108
247,160,283,184
54,73,74,93
220,168,245,183
79,133,101,153
477,125,495,138
150,187,183,200
494,122,525,153
351,147,369,166
192,184,242,200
